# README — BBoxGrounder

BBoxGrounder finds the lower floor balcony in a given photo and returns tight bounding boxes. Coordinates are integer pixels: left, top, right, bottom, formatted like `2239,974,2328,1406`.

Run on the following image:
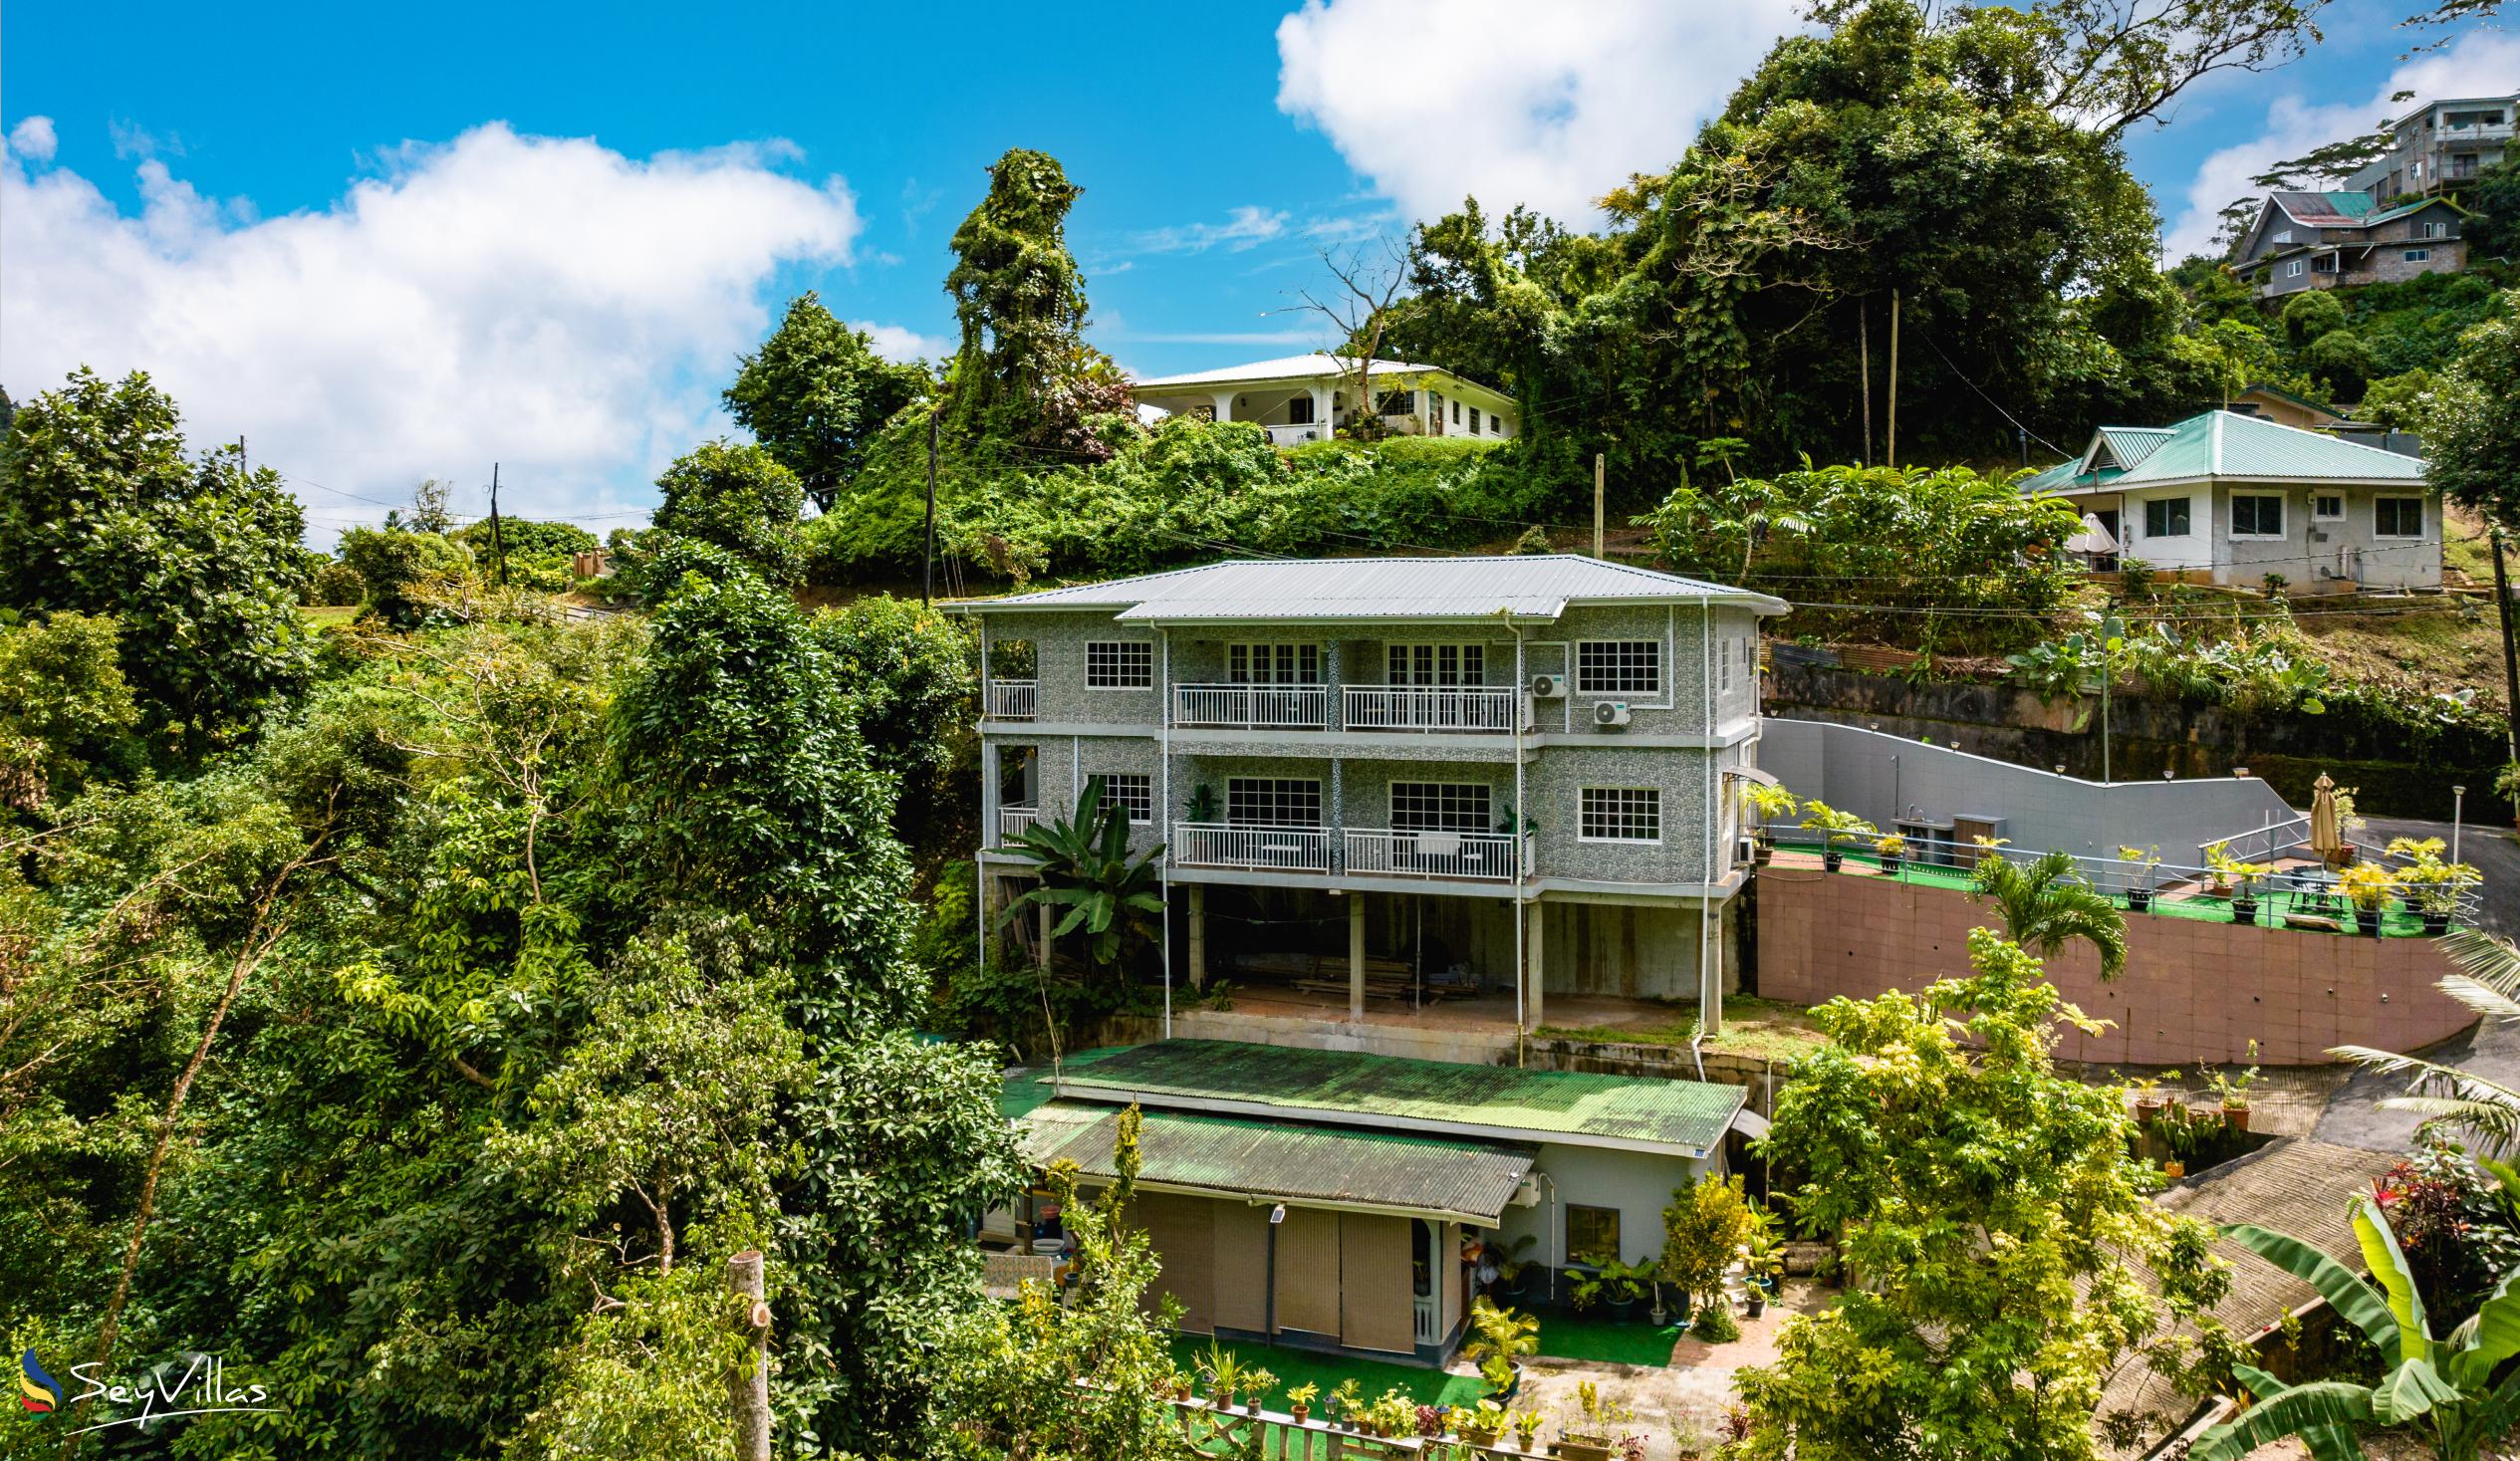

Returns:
1170,822,1524,881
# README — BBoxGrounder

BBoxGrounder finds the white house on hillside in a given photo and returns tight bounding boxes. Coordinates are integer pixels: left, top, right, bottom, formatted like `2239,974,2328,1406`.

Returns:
1129,353,1519,446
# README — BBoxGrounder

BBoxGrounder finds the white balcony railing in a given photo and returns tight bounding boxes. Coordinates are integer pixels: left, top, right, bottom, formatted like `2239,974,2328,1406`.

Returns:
998,806,1040,844
987,679,1038,720
1171,683,1330,730
1341,684,1516,734
1171,822,1332,873
1263,421,1327,446
1343,829,1523,881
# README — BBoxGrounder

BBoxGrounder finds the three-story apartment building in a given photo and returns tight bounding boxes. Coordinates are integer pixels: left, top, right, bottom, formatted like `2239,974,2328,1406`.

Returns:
949,556,1788,1030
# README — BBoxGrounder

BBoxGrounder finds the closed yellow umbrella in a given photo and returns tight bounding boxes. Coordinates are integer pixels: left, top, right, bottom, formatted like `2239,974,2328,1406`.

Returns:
2309,772,2343,862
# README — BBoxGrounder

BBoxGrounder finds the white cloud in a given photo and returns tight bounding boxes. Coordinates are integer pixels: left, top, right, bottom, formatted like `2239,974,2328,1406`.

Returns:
1126,205,1291,255
1276,0,1803,226
1,122,864,536
2160,31,2520,260
8,116,56,163
855,321,950,364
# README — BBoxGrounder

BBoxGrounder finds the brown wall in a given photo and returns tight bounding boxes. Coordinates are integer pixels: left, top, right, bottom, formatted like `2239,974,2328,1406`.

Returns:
1755,864,2474,1066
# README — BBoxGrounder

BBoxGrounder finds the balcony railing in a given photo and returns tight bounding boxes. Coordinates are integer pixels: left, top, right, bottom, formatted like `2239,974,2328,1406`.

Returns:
1171,822,1332,873
987,679,1038,720
998,806,1041,844
1171,683,1330,730
1344,829,1522,881
1342,684,1516,734
1262,421,1327,446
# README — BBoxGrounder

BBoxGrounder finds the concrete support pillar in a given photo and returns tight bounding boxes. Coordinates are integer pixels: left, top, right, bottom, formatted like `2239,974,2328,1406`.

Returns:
1349,893,1368,1022
1187,884,1207,991
1309,383,1331,431
1210,390,1236,423
1037,900,1053,972
1527,899,1546,1031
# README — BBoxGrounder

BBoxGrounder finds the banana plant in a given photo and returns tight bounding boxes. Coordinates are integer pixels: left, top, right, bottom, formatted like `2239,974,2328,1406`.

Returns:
997,777,1165,978
2190,1192,2520,1461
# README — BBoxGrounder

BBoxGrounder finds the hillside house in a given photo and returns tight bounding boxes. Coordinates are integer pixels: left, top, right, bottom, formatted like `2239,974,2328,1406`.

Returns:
2346,92,2517,201
1128,354,1520,445
2018,410,2440,592
2230,189,2469,298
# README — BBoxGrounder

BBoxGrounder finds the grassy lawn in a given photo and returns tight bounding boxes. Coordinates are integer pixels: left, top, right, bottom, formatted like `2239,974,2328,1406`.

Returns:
1528,1313,1682,1367
301,604,360,629
1165,1335,1484,1411
1538,995,1828,1062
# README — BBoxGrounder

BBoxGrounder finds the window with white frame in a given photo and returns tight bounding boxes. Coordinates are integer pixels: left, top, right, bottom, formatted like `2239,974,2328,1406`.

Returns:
1577,640,1660,695
2376,496,2424,539
1580,787,1660,843
1085,640,1152,689
2420,220,2447,237
2143,496,2192,538
2230,494,2285,538
2313,493,2345,521
1101,773,1153,825
2286,259,2305,277
1389,782,1491,833
1718,636,1735,695
1227,642,1321,684
1226,778,1322,828
1375,389,1413,416
2273,228,2294,243
1387,643,1486,686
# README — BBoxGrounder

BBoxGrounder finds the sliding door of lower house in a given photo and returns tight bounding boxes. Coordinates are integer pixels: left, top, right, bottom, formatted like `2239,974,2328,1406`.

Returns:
1212,1200,1270,1335
1339,1212,1416,1355
1270,1206,1344,1342
1132,1190,1215,1335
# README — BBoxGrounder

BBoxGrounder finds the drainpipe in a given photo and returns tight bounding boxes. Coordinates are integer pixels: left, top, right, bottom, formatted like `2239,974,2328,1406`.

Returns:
1513,621,1528,1060
975,614,990,976
1700,593,1720,1036
1160,628,1172,1041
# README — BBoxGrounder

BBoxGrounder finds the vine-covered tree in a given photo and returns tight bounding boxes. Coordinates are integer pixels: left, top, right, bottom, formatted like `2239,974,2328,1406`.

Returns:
649,438,808,586
726,291,934,511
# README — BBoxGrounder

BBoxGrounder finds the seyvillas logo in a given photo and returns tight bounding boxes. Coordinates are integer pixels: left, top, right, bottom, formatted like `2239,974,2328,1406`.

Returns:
18,1350,62,1416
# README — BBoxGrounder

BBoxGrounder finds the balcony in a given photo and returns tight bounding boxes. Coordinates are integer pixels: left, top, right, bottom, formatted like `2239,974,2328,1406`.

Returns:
987,679,1038,720
1171,683,1330,730
1344,829,1523,882
1262,421,1327,447
1171,822,1333,873
1341,684,1515,734
998,806,1041,844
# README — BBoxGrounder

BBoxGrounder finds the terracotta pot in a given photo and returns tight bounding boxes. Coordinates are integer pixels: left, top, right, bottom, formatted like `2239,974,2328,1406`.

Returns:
2162,1159,2186,1179
2223,1103,2250,1132
1464,1426,1500,1446
1290,1405,1309,1424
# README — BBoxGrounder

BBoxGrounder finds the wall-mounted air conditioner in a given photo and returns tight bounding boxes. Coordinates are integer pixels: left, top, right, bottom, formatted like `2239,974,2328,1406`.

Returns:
1594,702,1633,728
1530,673,1567,699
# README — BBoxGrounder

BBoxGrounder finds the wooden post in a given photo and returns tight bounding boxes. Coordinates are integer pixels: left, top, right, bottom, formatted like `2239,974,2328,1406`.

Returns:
1593,453,1606,557
1859,301,1872,468
1187,884,1208,991
1526,900,1545,1032
1887,289,1899,471
1348,893,1367,1022
726,1250,771,1461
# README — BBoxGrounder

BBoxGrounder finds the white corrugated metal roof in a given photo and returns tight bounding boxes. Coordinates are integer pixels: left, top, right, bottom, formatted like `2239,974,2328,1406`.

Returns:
1130,353,1477,391
948,555,1788,623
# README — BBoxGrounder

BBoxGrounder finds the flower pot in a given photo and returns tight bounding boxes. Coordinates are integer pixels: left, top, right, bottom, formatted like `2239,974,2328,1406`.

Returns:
1464,1427,1500,1447
2422,911,2451,936
2229,897,2257,925
2356,908,2383,936
1290,1405,1310,1425
1745,1292,1766,1320
1608,1294,1638,1322
1753,843,1774,866
2135,1096,2167,1123
1557,1433,1617,1461
2162,1159,2186,1179
1880,856,1902,877
2128,889,2151,912
2223,1103,2249,1132
1213,1391,1233,1412
1822,851,1845,872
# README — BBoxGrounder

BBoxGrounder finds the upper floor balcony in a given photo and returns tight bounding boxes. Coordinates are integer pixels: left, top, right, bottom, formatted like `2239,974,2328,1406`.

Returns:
1163,683,1517,734
988,679,1038,720
1170,822,1528,882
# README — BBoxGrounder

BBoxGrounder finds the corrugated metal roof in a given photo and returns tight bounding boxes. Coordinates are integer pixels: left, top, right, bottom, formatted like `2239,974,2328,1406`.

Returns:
1019,1099,1537,1222
1131,353,1474,391
2270,189,2378,226
2022,411,2427,497
1055,1039,1746,1155
948,555,1789,622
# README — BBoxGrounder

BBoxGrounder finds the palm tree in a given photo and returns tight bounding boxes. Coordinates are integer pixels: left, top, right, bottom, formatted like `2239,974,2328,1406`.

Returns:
998,778,1164,981
2333,928,2520,1158
1969,848,2130,980
2190,1192,2520,1461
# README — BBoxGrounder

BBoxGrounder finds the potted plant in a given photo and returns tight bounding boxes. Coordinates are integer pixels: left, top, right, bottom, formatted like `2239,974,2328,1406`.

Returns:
1328,1379,1364,1430
1285,1381,1318,1425
2388,837,2478,936
2209,1042,2259,1132
1458,1398,1509,1446
1603,1257,1647,1321
2226,858,2271,925
1415,1402,1447,1439
1464,1296,1539,1399
1512,1408,1546,1452
1741,1208,1784,1319
1743,782,1799,866
1371,1390,1417,1439
1199,1342,1241,1410
2131,1071,2174,1123
2118,845,2161,911
1554,1381,1629,1461
1240,1366,1275,1416
1184,783,1219,824
2340,861,2394,936
1491,1232,1538,1301
1799,800,1876,872
1169,1367,1191,1402
1567,1263,1606,1314
2202,841,2240,896
1875,833,1908,875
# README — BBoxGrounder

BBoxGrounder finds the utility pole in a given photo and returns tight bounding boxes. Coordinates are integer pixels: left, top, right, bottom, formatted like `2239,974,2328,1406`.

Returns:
2019,425,2029,470
1887,289,1900,471
923,408,940,607
2492,526,2519,808
237,435,247,478
1858,302,1872,469
1593,452,1606,558
726,1250,771,1461
487,463,509,587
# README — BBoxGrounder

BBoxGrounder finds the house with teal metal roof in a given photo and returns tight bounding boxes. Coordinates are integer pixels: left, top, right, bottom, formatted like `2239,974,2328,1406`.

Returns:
2229,187,2469,299
2019,410,2438,592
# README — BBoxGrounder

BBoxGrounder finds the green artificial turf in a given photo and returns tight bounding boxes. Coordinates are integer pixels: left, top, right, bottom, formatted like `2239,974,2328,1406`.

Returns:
1805,850,2438,937
1165,1335,1485,1412
1527,1313,1682,1367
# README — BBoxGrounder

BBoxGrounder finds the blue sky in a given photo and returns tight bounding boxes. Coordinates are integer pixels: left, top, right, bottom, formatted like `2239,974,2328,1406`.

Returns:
3,0,2512,537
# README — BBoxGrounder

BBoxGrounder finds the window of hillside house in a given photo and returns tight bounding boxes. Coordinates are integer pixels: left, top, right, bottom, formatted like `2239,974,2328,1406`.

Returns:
2286,259,2305,277
2313,254,2340,273
1489,413,1503,434
1580,787,1661,844
1287,393,1314,424
2376,497,2424,539
1450,397,1462,425
1228,642,1321,684
1387,643,1485,686
2143,497,2192,538
1390,783,1492,833
1375,389,1413,416
2314,494,2345,521
1100,774,1153,825
2231,494,2285,538
2404,249,2431,262
1576,640,1660,695
1567,1205,1621,1266
1431,391,1446,424
1085,640,1153,689
1226,778,1323,828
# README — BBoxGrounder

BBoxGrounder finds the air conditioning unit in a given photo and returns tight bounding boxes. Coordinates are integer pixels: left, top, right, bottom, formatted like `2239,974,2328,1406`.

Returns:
1593,701,1633,727
1529,673,1566,699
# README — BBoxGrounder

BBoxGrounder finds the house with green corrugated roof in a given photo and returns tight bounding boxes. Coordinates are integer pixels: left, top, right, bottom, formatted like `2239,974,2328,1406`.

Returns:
2229,188,2470,299
992,1039,1756,1366
2018,410,2439,593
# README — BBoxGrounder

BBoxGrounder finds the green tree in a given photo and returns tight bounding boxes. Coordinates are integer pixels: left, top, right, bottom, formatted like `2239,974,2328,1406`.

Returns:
809,594,977,854
2190,1194,2520,1461
338,524,476,627
1659,1172,1754,1316
650,439,807,586
2283,288,2349,350
2359,367,2436,430
726,291,933,511
2462,156,2520,259
2308,328,2378,401
457,515,598,560
2421,293,2520,527
1970,848,2132,979
0,611,140,810
0,366,314,749
1734,929,2229,1460
1000,778,1166,984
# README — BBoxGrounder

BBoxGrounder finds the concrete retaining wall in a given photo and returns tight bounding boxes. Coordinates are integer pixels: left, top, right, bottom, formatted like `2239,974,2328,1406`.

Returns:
1753,862,2473,1066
